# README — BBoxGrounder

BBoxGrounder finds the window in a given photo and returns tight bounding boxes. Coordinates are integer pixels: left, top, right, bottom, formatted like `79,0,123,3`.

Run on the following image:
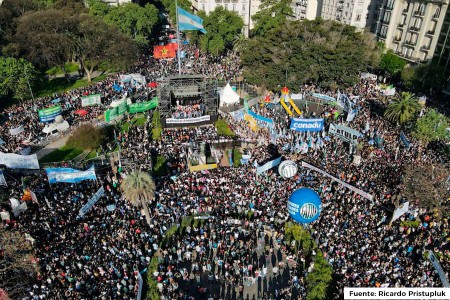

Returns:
202,4,205,10
356,14,361,21
242,4,246,11
224,3,228,10
233,4,236,11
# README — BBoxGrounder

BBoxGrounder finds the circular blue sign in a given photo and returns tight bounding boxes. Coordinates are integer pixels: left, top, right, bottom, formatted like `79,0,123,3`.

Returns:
287,188,322,223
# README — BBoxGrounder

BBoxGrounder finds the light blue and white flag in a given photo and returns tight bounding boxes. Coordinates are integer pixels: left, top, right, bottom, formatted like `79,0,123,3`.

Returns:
45,166,97,184
79,186,105,217
177,6,207,34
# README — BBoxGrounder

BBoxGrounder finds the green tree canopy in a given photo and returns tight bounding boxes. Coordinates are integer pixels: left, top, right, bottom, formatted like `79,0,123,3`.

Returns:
413,109,449,144
0,57,38,101
120,170,156,225
89,1,158,48
252,0,293,37
379,50,407,75
384,92,420,125
199,6,244,55
66,124,106,150
0,0,38,52
241,19,379,91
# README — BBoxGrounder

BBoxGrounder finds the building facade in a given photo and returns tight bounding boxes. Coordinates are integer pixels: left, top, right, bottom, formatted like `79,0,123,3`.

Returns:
319,0,374,29
195,0,261,35
291,0,319,20
375,0,448,63
434,4,450,70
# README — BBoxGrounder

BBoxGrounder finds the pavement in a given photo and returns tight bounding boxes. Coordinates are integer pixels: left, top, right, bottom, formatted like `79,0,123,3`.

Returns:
35,135,70,160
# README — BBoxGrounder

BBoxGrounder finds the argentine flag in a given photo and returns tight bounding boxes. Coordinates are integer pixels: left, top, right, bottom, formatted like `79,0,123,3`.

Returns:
177,6,207,34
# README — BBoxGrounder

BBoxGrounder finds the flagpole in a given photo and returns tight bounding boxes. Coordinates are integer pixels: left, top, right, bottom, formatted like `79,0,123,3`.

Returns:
175,0,182,76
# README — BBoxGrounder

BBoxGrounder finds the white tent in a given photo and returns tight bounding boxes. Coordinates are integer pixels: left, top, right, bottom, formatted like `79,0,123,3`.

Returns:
42,121,70,134
219,83,240,106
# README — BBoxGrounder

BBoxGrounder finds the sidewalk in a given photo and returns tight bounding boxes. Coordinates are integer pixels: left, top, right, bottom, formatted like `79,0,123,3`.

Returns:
35,135,69,160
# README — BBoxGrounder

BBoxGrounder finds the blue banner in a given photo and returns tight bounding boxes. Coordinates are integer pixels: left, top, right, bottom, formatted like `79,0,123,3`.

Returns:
247,109,274,128
290,118,324,132
311,93,336,102
256,157,282,176
46,166,97,184
79,186,105,217
400,132,411,149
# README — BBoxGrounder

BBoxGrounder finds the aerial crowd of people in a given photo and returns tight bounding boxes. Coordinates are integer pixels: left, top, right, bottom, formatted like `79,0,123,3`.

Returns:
0,35,449,300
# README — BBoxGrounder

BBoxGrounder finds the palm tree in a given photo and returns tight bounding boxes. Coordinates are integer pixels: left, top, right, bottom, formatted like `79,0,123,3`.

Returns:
233,33,247,53
120,170,155,226
384,92,421,125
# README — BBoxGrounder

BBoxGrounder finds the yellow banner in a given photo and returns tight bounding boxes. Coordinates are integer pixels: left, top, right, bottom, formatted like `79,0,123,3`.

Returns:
189,163,218,172
244,113,258,131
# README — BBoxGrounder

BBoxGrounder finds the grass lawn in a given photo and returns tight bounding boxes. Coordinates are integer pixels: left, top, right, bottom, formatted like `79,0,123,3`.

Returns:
121,115,147,132
46,62,80,76
39,146,83,163
34,74,108,98
215,119,235,136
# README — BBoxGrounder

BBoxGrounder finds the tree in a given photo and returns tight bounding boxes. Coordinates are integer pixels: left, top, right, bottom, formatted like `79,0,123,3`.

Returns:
400,66,415,90
233,33,247,53
402,163,450,216
0,229,37,299
251,0,293,37
12,9,77,73
199,7,244,55
379,50,407,75
75,13,138,82
66,124,106,150
384,92,420,125
241,19,379,90
0,57,38,101
99,2,158,48
0,0,38,52
413,109,449,145
120,170,156,225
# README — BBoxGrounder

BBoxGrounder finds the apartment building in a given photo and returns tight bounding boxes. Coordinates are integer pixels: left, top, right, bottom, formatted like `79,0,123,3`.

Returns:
195,0,261,35
434,5,450,70
291,0,319,20
319,0,375,29
375,0,448,63
101,0,132,6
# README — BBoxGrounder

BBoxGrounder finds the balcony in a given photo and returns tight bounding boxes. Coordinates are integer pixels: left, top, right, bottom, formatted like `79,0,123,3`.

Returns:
421,45,430,51
384,4,394,10
432,14,440,20
409,26,420,32
382,19,390,24
337,5,343,11
403,8,409,13
414,10,425,16
394,36,402,42
404,40,417,46
426,30,435,35
398,23,405,28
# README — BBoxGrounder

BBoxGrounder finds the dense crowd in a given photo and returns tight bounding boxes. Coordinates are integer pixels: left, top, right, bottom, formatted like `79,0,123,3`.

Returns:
1,32,449,300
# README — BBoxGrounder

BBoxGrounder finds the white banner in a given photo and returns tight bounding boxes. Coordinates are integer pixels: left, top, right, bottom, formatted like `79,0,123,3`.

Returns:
0,153,39,169
9,125,24,136
79,186,105,217
81,94,101,107
166,115,211,124
390,202,409,224
301,161,373,201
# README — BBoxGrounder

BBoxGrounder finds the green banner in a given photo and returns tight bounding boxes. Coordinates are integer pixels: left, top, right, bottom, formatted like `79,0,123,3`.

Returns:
38,105,62,122
117,101,128,115
104,108,119,122
128,97,158,114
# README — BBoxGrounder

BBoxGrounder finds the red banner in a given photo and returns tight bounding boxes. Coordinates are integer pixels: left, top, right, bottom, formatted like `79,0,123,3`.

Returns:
153,44,176,59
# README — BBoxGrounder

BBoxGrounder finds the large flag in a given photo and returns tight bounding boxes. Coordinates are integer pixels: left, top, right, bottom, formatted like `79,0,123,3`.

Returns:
153,44,177,59
390,202,409,224
177,6,207,34
45,166,97,184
